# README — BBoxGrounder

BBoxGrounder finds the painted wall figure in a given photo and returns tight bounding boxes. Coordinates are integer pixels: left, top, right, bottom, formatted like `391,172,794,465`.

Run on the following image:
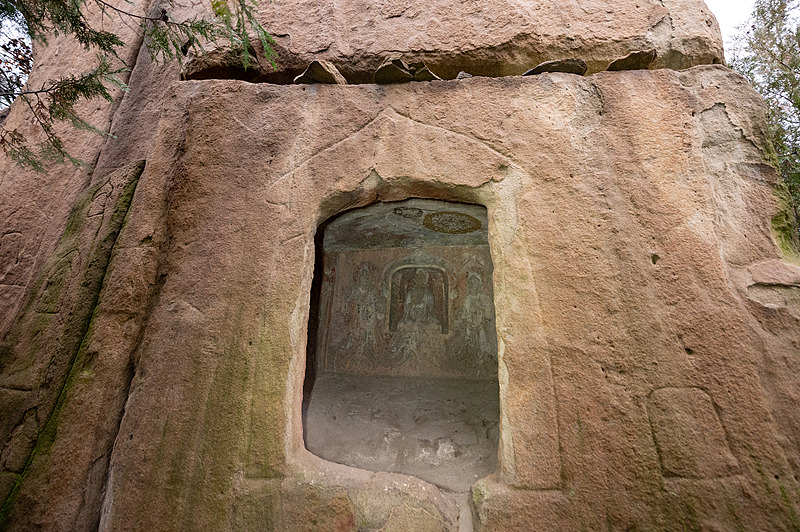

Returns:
317,200,497,379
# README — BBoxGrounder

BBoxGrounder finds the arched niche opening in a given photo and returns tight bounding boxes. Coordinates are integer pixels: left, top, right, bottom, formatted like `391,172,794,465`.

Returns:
303,199,499,493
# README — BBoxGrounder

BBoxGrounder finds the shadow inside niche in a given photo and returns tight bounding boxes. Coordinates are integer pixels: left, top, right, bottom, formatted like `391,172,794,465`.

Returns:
302,198,500,493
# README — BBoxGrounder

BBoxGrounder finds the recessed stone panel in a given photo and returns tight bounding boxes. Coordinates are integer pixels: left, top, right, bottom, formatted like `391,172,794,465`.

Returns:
647,387,739,479
305,199,499,492
316,199,497,379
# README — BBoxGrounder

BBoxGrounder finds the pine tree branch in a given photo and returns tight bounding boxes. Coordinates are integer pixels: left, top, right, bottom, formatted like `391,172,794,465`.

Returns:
1,0,276,171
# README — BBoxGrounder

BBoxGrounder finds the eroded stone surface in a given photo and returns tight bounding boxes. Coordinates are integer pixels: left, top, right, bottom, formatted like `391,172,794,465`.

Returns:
294,60,348,84
0,162,144,530
249,0,723,82
305,375,499,492
608,49,658,71
375,56,416,84
523,58,588,76
647,387,739,478
30,68,786,531
0,11,798,530
0,0,147,342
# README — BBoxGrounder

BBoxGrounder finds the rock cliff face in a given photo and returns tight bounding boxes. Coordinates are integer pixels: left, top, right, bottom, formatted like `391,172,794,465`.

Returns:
186,0,725,82
1,0,800,531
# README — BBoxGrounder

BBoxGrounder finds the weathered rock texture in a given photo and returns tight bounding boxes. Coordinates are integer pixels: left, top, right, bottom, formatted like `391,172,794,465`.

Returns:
1,0,800,530
0,4,143,342
304,199,499,494
212,0,725,82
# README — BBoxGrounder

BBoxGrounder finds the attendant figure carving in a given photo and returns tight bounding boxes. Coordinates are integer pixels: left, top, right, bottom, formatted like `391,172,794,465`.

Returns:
389,266,448,365
459,271,495,371
336,262,379,369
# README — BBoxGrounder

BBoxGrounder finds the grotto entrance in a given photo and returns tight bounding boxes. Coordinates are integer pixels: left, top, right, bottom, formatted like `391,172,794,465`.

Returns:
303,199,499,492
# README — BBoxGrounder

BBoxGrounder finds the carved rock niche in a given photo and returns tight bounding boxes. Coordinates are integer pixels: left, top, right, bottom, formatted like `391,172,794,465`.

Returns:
304,199,499,492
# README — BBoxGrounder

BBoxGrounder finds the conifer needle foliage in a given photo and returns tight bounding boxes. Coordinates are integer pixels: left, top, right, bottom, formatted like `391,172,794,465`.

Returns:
0,0,276,171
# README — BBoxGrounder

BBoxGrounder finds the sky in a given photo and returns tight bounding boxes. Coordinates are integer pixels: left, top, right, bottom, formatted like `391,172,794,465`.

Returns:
703,0,756,51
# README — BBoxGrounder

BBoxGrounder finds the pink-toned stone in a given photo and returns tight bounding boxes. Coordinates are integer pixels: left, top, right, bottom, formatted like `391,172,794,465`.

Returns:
1,0,799,530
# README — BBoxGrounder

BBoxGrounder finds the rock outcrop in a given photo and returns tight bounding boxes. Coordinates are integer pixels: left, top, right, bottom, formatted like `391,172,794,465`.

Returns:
523,58,588,76
293,60,348,84
250,0,724,82
1,0,799,530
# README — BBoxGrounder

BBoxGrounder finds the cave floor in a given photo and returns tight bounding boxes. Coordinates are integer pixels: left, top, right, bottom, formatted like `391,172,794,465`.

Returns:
304,373,499,492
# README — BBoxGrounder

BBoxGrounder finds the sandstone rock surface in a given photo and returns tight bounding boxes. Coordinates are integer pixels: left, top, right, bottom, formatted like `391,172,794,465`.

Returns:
523,58,588,76
0,3,149,516
608,49,659,71
5,63,799,530
183,0,725,82
294,60,348,84
375,56,416,84
0,2,144,344
1,0,799,530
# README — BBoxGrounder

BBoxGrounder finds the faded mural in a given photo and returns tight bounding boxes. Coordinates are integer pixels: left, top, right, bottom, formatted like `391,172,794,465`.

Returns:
315,199,497,379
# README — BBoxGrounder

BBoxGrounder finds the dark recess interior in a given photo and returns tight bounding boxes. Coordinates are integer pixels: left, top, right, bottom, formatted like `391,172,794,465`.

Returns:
303,199,500,493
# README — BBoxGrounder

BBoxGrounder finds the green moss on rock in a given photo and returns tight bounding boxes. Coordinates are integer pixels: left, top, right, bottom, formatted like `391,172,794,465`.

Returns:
0,161,144,528
772,185,800,264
